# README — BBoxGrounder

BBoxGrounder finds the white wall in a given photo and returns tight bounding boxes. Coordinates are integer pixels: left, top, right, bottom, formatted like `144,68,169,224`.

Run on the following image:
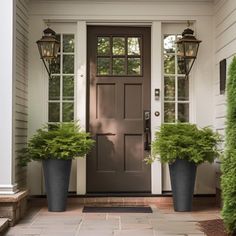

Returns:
0,0,29,194
15,0,29,189
28,0,215,194
214,0,236,133
213,0,236,179
0,0,16,194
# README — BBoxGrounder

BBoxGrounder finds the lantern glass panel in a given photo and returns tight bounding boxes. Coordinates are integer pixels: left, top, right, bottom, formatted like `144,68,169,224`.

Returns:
183,42,198,57
53,42,60,58
177,56,185,74
185,58,195,75
40,41,55,59
177,43,184,57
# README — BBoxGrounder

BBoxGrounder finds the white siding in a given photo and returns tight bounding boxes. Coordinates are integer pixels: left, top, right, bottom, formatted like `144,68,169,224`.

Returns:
214,0,236,134
14,0,29,188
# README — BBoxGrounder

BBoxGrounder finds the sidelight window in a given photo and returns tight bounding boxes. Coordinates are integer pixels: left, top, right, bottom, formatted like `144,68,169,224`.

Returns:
163,34,190,123
48,34,75,123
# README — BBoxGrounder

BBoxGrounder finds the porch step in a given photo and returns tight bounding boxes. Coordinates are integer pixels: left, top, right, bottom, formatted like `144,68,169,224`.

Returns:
0,190,28,226
0,218,9,235
29,195,217,207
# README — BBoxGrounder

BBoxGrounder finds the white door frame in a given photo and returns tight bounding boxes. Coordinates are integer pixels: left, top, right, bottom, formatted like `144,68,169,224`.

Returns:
76,20,163,194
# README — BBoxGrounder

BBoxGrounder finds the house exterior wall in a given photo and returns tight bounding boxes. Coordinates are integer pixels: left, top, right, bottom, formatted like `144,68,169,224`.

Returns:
0,0,29,194
0,0,17,194
27,0,215,195
213,0,236,188
15,0,29,189
214,0,236,138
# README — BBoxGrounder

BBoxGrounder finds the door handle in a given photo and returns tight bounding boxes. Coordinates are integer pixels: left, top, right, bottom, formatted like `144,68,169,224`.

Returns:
144,110,151,151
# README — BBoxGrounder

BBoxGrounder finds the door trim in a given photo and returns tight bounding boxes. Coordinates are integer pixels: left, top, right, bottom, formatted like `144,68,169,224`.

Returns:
75,20,162,195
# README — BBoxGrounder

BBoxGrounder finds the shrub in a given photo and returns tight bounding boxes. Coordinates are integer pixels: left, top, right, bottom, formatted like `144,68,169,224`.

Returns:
18,122,95,166
146,123,221,165
221,56,236,234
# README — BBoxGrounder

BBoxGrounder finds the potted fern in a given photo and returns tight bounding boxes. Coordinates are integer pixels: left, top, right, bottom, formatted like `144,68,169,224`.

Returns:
19,122,94,212
146,123,221,212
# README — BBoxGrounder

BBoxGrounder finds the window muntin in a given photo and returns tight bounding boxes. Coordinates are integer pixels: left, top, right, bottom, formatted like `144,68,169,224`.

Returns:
96,36,142,76
48,34,75,123
163,34,190,123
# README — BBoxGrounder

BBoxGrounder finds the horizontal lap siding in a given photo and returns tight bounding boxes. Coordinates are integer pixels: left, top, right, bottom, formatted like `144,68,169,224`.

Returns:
15,0,29,188
214,0,236,136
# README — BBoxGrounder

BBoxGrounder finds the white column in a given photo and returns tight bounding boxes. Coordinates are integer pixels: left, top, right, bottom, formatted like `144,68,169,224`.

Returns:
151,21,162,194
76,21,87,194
0,0,17,194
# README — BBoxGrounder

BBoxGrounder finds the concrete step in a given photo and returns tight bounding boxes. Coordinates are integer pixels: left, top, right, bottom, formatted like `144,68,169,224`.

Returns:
0,218,9,235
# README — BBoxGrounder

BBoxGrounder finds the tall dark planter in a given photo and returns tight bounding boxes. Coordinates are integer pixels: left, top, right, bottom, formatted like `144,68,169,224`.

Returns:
42,159,72,212
169,159,197,212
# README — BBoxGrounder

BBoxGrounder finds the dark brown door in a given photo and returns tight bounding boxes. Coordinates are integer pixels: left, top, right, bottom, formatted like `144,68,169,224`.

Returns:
87,26,151,193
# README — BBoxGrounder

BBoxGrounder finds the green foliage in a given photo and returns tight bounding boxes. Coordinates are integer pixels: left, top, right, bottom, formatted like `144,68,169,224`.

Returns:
146,123,221,165
18,122,95,166
221,56,236,234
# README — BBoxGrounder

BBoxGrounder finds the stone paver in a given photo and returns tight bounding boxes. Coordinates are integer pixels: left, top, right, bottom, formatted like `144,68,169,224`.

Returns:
78,229,114,236
3,203,221,236
114,229,154,236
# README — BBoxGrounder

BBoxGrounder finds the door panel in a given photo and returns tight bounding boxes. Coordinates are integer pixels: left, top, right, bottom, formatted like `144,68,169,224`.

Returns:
124,84,142,119
87,26,151,193
124,134,143,171
97,134,116,171
97,84,116,118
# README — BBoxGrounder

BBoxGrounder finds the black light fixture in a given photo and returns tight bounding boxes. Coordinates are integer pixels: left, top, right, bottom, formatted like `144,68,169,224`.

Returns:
36,27,60,78
176,26,201,77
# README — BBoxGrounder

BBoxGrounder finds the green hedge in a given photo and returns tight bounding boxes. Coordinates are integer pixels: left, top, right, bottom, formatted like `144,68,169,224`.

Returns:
221,56,236,234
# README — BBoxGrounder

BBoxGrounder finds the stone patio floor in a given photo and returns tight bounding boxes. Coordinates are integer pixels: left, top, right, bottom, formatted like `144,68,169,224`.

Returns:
4,201,221,236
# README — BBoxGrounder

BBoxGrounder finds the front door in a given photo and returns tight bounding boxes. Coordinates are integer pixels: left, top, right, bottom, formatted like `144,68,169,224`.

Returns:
87,26,151,193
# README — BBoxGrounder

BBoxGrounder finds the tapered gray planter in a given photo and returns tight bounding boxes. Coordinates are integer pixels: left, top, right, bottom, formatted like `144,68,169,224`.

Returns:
169,159,197,212
42,159,72,212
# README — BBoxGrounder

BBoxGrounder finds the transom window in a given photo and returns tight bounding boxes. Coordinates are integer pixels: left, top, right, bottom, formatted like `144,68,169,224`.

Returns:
97,36,142,76
48,34,75,123
163,34,190,123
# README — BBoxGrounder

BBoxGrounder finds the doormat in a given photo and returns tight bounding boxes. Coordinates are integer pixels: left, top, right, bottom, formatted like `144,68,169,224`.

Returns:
82,206,153,213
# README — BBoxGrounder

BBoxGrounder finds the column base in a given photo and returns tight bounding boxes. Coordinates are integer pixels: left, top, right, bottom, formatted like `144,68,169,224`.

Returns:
0,184,18,195
0,190,28,226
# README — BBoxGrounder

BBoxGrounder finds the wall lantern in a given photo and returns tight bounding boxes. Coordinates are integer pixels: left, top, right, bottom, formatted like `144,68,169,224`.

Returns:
36,27,60,78
176,28,201,77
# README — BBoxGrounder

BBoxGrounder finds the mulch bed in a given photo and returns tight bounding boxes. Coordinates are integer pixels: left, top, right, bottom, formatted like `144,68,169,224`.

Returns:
198,219,235,236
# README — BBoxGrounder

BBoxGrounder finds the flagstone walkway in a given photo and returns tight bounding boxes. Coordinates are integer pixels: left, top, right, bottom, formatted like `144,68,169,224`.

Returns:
4,202,221,236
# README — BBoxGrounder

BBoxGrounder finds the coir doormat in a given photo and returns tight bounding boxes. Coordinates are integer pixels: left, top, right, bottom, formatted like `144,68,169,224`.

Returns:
83,206,153,213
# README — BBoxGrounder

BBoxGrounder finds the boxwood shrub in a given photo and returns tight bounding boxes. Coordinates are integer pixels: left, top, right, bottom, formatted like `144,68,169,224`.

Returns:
221,56,236,234
18,122,95,166
147,123,221,165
